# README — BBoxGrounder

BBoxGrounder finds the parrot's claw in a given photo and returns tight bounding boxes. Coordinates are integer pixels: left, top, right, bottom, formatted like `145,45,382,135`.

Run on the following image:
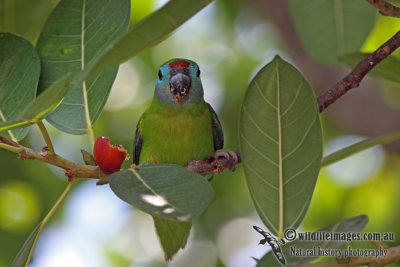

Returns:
215,149,238,162
214,149,238,172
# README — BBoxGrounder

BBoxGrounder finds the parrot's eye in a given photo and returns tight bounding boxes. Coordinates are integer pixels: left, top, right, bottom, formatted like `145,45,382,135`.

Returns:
158,70,163,80
196,68,201,77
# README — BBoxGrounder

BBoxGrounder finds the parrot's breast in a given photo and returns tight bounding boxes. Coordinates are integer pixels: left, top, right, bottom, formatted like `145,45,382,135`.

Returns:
139,102,215,166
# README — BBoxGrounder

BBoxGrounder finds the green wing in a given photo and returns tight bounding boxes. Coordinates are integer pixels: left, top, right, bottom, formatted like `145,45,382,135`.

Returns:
133,117,143,165
207,103,224,151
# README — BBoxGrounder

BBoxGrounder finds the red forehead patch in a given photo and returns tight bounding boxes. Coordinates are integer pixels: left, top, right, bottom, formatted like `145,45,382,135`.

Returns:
169,60,190,69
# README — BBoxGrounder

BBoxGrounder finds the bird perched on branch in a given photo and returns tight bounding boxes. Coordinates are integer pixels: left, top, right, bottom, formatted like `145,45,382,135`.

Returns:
133,58,224,260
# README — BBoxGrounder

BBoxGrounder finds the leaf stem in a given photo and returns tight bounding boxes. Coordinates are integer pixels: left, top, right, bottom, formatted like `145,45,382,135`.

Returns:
80,0,95,149
322,130,400,166
35,120,55,155
0,107,19,143
25,179,76,267
0,142,22,153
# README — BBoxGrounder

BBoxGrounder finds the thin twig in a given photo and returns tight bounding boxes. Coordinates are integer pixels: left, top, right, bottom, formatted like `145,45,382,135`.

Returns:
25,179,76,267
35,120,55,155
366,0,400,17
317,31,400,112
310,245,400,266
0,135,101,178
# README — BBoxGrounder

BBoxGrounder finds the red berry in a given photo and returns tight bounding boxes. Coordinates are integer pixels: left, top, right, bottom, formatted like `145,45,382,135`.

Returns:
93,136,129,174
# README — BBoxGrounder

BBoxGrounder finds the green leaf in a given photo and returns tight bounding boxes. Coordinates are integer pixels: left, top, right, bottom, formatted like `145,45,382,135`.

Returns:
239,56,322,238
11,222,42,267
340,52,400,84
322,130,400,166
108,165,213,221
36,0,130,134
0,33,40,141
256,215,369,266
153,215,191,260
289,0,376,64
76,0,214,82
0,74,70,132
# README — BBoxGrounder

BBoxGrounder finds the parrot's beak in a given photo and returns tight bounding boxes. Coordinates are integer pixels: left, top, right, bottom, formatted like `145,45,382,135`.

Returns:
170,72,191,103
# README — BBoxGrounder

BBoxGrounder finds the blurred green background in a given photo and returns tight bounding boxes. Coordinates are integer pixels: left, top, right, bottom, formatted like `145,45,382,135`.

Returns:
1,0,400,266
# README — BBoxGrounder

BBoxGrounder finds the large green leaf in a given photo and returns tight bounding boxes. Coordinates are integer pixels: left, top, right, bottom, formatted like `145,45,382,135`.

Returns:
257,215,369,266
76,0,214,81
0,74,70,132
36,0,130,134
340,52,400,84
108,165,213,221
11,223,42,267
289,0,376,64
322,130,400,166
0,33,40,141
239,56,322,238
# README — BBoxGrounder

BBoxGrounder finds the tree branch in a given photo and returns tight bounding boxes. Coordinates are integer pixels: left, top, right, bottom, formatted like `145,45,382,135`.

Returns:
0,136,101,179
317,30,400,112
0,135,241,181
366,0,400,18
310,245,400,266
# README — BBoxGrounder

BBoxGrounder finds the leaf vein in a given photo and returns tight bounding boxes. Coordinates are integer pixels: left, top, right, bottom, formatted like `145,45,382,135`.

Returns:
243,105,278,144
241,134,278,167
255,80,277,110
1,60,34,104
161,12,178,28
243,162,279,191
282,114,317,160
284,151,321,186
129,169,183,213
250,187,279,234
289,195,312,229
281,78,303,117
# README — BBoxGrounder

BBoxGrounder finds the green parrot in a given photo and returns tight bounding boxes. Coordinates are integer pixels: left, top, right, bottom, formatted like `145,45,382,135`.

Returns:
133,58,224,260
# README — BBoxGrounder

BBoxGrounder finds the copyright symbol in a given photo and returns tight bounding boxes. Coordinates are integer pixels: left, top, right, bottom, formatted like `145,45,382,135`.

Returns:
284,228,296,241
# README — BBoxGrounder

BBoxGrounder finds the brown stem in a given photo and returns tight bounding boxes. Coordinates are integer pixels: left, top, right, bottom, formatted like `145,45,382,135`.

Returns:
21,146,102,178
0,135,241,180
317,31,400,112
0,135,19,147
0,136,101,179
366,0,400,18
310,245,400,266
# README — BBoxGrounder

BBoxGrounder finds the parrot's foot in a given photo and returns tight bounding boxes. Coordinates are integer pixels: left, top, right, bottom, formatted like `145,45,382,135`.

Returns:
214,149,239,172
203,155,215,164
215,149,238,162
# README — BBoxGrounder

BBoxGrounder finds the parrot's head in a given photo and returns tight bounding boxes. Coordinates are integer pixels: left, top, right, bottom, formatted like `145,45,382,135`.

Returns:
156,58,204,107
